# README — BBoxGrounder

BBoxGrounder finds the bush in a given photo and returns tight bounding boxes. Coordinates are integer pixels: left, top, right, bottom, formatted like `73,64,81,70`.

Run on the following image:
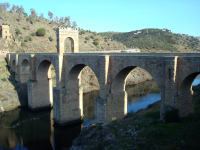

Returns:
93,41,99,46
28,36,32,41
49,36,53,42
94,38,99,41
24,38,28,42
31,32,36,36
22,27,26,30
84,41,87,43
15,29,21,35
101,46,104,49
90,35,94,39
85,37,90,40
36,28,46,36
164,108,180,123
21,42,26,47
79,30,85,35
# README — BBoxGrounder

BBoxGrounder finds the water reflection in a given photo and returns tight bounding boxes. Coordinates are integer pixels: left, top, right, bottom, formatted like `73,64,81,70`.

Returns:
0,108,82,150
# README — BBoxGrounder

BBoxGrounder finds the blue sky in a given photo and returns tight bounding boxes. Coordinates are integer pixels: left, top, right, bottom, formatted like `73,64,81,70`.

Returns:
2,0,200,36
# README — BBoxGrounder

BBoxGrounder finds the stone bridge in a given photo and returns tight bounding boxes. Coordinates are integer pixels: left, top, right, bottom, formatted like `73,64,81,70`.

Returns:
6,27,200,126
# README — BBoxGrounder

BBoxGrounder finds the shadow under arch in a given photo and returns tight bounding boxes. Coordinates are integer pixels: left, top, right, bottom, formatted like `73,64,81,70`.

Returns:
177,72,199,117
63,36,74,53
107,66,162,123
28,60,56,111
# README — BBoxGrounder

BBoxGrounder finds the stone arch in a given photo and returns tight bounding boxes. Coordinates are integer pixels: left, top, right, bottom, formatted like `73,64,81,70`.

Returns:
20,59,30,83
63,64,100,124
177,70,200,117
63,36,75,53
106,65,163,123
111,66,163,94
11,60,16,72
37,60,52,81
28,60,56,110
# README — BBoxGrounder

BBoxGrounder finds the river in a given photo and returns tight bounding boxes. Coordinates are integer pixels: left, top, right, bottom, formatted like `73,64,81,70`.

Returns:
0,78,200,150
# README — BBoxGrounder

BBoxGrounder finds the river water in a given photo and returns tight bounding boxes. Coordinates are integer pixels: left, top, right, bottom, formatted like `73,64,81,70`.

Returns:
0,78,200,150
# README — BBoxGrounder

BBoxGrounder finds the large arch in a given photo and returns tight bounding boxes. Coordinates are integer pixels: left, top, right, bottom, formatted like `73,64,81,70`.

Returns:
20,59,30,83
54,63,100,126
106,65,163,123
28,60,56,110
176,72,199,117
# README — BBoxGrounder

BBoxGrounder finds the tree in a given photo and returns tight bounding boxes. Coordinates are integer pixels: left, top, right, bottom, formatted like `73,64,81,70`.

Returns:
64,17,69,25
30,8,37,18
36,28,46,36
59,16,64,24
11,4,16,12
48,11,53,21
72,21,77,28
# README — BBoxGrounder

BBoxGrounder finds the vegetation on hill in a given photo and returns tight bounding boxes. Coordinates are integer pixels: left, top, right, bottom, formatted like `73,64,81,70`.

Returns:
111,28,200,52
0,3,126,53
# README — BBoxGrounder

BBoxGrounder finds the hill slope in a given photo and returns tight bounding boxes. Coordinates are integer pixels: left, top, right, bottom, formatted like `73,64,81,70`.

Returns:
0,10,126,53
112,28,200,52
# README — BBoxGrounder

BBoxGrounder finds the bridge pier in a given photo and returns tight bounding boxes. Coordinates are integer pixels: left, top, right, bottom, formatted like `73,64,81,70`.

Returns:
95,91,127,123
53,86,83,126
27,79,53,110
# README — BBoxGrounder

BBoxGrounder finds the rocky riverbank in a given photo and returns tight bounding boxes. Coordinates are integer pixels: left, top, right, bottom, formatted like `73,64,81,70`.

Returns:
70,84,200,150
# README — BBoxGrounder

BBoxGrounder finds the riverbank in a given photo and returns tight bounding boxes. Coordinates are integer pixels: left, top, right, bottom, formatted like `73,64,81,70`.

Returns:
70,85,200,150
0,59,153,113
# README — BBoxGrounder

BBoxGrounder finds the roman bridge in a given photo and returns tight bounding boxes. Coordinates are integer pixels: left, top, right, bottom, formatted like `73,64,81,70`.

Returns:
5,27,200,126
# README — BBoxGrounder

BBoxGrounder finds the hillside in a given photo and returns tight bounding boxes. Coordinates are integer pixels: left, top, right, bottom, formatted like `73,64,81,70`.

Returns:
112,28,200,52
0,10,126,53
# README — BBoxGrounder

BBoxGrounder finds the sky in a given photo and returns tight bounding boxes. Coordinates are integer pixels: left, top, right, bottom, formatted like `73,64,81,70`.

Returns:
2,0,200,36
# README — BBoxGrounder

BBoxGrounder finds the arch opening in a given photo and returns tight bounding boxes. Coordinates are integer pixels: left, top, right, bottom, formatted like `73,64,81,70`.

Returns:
12,60,15,72
65,64,100,126
28,60,56,110
177,72,200,117
20,59,30,83
64,37,74,53
110,66,161,121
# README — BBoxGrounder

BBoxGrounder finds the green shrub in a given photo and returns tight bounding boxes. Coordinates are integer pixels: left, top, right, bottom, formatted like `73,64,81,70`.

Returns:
22,27,26,30
36,28,46,36
31,32,36,36
49,36,53,42
101,46,104,49
94,38,99,41
84,41,87,43
164,108,180,123
29,20,33,24
21,42,26,47
24,38,28,42
90,35,94,39
79,30,85,35
104,39,108,42
93,41,99,46
15,29,21,35
28,36,32,41
85,37,90,40
107,43,110,46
